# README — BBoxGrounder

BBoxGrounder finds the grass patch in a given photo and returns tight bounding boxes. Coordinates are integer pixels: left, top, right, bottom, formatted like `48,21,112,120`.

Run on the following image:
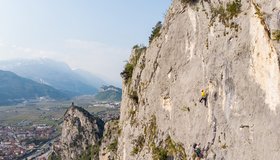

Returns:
152,146,168,160
132,115,187,159
131,134,145,156
145,115,157,145
210,0,242,27
131,115,157,157
108,139,118,153
150,135,187,160
221,143,228,149
273,30,280,41
165,136,187,160
226,0,242,19
80,144,99,160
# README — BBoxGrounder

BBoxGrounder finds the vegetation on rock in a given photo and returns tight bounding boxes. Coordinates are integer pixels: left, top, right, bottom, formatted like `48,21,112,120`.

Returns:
180,0,199,6
273,30,280,41
131,134,145,155
149,21,162,44
80,144,100,160
121,45,146,84
226,0,242,19
108,139,118,152
210,0,242,26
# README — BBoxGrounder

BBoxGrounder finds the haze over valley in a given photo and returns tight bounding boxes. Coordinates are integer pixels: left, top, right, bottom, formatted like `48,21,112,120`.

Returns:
0,1,171,159
6,0,280,159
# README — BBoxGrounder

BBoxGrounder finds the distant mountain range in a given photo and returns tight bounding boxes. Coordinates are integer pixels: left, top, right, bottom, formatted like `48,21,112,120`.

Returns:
0,58,122,105
0,58,107,97
95,85,122,102
0,70,69,105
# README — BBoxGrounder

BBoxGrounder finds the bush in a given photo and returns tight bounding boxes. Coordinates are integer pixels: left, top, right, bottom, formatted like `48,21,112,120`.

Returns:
108,139,118,152
131,135,145,156
210,0,242,26
180,0,199,6
226,0,242,19
121,62,134,83
273,30,280,41
149,21,162,44
152,147,168,160
121,45,146,84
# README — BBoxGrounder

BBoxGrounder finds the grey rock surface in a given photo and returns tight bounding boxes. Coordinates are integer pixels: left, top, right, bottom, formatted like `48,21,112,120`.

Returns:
99,120,120,160
118,0,280,159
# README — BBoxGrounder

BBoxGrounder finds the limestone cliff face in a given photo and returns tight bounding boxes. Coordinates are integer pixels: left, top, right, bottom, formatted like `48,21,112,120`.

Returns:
61,105,104,160
118,0,280,159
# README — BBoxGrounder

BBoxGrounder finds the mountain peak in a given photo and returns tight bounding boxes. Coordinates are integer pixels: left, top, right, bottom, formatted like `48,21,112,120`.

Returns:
61,104,105,160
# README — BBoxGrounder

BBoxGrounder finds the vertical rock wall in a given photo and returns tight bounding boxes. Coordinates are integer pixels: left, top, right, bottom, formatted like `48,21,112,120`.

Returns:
118,0,280,159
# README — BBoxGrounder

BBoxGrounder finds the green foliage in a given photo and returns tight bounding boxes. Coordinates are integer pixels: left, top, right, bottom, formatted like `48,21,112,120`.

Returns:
210,0,242,26
144,115,157,145
108,139,118,152
131,134,145,156
121,63,134,83
221,143,228,149
152,147,168,160
133,45,146,65
121,45,146,84
226,0,242,19
165,136,187,160
117,128,122,135
133,115,188,159
80,144,99,160
151,136,187,160
90,145,100,160
149,21,162,44
254,3,264,19
180,0,199,6
273,30,280,41
48,152,62,160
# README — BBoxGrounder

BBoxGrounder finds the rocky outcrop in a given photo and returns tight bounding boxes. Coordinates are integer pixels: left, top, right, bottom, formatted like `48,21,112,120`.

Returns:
118,0,280,159
61,103,104,160
99,120,120,160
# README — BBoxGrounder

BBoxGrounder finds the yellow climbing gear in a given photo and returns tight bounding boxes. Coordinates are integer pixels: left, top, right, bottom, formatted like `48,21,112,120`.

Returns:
201,90,206,98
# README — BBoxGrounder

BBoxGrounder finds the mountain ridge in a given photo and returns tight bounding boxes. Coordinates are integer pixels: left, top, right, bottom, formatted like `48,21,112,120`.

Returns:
0,70,69,105
0,58,105,96
95,85,122,102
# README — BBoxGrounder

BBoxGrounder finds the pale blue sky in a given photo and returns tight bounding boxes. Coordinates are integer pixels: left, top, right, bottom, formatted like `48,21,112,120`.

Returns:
0,0,172,86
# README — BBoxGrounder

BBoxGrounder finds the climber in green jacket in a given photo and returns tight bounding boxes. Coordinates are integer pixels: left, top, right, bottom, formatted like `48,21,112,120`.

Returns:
199,89,207,106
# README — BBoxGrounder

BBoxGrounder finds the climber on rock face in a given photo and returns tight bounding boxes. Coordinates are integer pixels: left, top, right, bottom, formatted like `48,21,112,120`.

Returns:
199,89,207,106
195,143,204,159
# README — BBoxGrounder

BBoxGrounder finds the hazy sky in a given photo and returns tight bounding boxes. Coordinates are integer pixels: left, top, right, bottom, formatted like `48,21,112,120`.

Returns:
0,0,172,86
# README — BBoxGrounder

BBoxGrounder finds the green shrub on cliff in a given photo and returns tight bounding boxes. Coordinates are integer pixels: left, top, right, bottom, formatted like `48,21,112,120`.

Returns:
149,21,162,44
226,0,242,19
273,30,280,41
180,0,199,6
121,45,146,84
